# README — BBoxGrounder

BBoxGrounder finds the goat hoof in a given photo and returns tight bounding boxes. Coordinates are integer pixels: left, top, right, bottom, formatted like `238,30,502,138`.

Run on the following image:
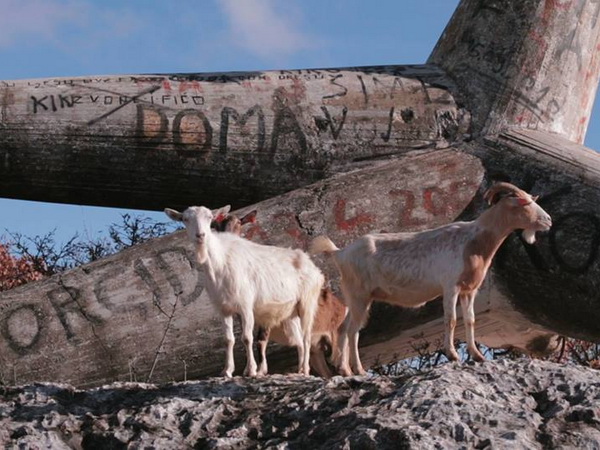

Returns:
243,367,258,377
471,351,486,362
446,351,460,362
339,367,353,377
221,370,233,378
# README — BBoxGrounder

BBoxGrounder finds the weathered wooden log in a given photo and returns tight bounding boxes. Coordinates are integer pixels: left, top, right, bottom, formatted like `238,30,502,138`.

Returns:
0,66,465,211
1,0,600,386
429,0,600,142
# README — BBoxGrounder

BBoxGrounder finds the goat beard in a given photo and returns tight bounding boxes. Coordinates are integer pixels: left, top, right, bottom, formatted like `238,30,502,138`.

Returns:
522,229,537,244
195,244,209,264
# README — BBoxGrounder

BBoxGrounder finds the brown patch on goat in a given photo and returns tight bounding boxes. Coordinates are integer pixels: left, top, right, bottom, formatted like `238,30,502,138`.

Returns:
457,230,498,293
211,210,258,236
371,287,390,300
312,288,346,360
292,253,303,270
211,215,239,233
314,289,346,332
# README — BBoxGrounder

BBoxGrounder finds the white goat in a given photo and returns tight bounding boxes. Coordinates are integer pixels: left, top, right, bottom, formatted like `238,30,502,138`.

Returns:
165,205,323,377
310,182,552,376
212,209,347,378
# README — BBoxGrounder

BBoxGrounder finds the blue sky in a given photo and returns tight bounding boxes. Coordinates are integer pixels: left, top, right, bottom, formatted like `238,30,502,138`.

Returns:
0,0,598,245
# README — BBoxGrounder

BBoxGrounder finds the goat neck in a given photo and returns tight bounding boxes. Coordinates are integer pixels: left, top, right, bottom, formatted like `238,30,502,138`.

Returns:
456,204,516,294
472,202,519,250
195,228,224,268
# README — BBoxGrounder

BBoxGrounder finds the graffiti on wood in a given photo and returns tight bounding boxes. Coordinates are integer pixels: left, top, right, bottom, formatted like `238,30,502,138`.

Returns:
11,68,461,161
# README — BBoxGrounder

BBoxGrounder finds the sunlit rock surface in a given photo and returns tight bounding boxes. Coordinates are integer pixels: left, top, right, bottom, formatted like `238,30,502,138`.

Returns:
1,359,599,449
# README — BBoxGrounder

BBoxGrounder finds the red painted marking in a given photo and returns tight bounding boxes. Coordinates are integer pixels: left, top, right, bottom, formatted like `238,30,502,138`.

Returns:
543,0,573,23
178,81,202,93
423,187,448,216
273,212,309,248
389,180,479,229
528,29,547,46
516,110,533,125
581,92,590,110
286,227,303,240
580,116,588,124
334,199,374,232
389,189,419,227
162,80,172,91
541,2,553,23
243,224,270,242
290,79,307,101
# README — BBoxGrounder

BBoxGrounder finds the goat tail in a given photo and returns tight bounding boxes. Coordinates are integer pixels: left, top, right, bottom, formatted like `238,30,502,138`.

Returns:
309,235,339,256
297,271,323,375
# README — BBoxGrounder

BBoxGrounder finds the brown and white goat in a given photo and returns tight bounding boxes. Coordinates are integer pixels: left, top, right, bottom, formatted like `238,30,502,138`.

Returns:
213,209,347,378
261,284,346,377
310,182,552,376
165,205,323,377
211,209,258,235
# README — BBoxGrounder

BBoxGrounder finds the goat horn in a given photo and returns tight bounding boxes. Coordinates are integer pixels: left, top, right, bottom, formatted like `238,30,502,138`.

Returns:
483,182,526,205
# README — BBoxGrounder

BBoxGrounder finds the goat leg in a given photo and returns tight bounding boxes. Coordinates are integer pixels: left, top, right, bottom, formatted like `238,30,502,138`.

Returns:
222,315,235,377
256,326,271,376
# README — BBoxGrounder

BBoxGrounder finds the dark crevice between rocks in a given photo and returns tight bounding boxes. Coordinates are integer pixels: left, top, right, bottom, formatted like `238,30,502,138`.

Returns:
530,390,563,449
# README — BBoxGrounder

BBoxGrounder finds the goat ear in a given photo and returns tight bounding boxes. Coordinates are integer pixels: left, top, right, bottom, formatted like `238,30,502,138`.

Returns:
240,210,257,225
484,190,502,206
164,208,183,222
212,205,231,224
516,197,531,206
213,214,227,224
212,205,231,218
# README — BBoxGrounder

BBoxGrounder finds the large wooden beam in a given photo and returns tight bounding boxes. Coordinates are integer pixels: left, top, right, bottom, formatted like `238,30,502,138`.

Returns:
429,0,600,142
0,66,464,211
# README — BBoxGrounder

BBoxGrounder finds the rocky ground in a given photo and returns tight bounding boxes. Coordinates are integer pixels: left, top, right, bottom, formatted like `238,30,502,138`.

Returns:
1,359,599,449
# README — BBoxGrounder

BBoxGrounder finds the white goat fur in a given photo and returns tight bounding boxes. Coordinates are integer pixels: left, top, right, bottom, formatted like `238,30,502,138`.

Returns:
165,205,323,377
213,210,347,378
310,182,552,376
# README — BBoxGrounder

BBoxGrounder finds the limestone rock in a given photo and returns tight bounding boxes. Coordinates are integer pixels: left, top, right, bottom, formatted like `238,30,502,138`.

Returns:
1,359,599,448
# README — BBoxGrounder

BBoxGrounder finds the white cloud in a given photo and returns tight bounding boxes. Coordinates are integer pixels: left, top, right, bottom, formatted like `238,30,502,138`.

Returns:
0,0,86,47
217,0,316,59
